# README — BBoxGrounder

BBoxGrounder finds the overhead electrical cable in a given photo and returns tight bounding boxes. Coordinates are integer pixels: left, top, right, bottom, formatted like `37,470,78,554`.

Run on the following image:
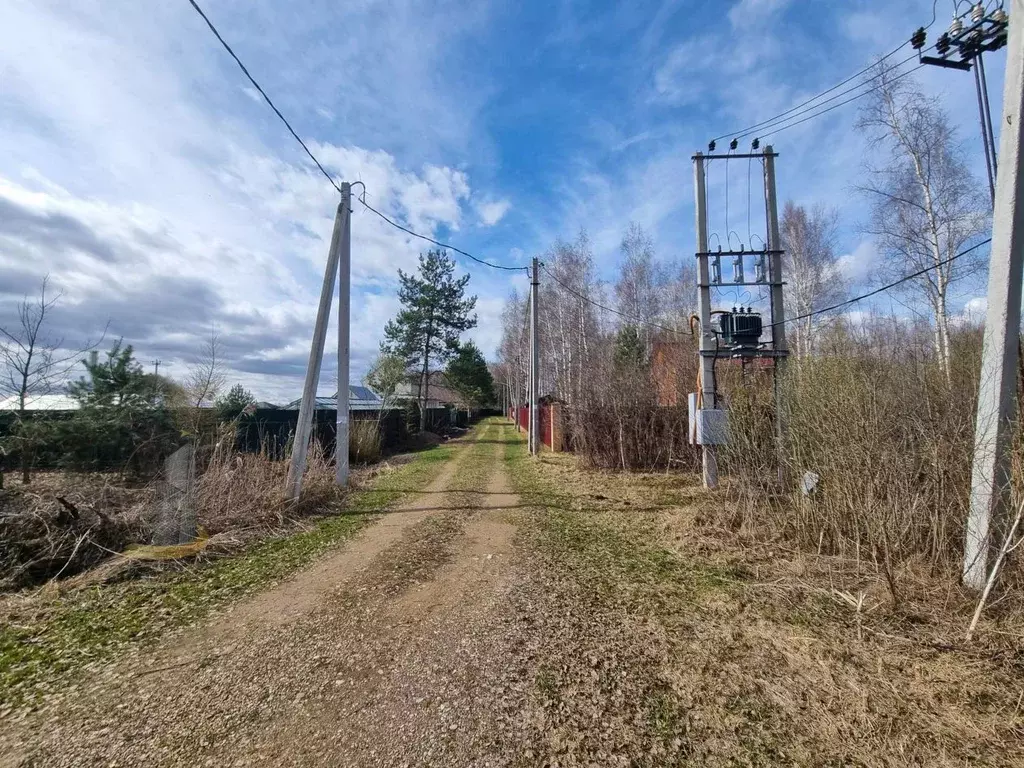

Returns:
710,0,941,145
768,238,992,328
185,0,526,273
543,239,992,337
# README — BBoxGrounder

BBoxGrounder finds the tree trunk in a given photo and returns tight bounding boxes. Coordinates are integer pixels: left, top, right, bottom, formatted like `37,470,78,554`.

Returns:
420,353,430,433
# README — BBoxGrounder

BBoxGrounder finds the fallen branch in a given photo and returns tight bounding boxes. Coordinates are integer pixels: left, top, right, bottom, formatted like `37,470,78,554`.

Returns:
966,497,1024,642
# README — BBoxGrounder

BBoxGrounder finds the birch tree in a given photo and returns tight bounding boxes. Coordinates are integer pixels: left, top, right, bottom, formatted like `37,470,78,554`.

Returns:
858,64,989,379
781,202,846,358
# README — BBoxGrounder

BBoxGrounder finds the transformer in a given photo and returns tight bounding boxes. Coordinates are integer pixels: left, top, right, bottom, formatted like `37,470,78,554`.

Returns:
715,308,763,355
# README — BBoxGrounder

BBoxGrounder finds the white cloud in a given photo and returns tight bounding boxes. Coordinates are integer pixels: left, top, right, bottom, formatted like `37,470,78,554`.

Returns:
837,240,878,286
728,0,793,28
476,199,511,227
0,0,509,403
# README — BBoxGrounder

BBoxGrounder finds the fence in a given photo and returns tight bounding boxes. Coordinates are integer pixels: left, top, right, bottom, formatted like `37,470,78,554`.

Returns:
234,405,468,458
0,404,472,475
509,403,564,451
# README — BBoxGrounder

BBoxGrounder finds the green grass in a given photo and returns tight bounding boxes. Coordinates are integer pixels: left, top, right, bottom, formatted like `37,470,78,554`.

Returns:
0,441,457,712
501,428,736,602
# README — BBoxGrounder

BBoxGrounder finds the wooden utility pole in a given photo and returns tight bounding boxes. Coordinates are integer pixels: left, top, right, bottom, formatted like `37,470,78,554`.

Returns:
286,191,349,501
530,257,540,455
336,182,352,486
764,146,788,483
965,2,1024,590
693,152,719,489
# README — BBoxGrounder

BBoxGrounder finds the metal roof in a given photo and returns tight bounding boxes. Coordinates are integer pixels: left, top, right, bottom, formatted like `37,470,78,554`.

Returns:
283,386,386,411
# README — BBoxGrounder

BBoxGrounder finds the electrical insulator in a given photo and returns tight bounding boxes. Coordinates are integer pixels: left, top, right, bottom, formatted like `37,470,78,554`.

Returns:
949,17,963,37
992,7,1007,24
936,32,951,54
910,26,926,49
753,253,766,283
708,140,716,152
732,253,744,284
711,255,722,284
971,3,984,22
729,138,738,150
751,138,760,150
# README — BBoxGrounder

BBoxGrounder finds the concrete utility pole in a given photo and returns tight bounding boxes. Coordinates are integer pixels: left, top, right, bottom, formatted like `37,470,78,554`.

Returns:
693,152,719,489
286,191,349,501
336,182,352,487
764,146,788,482
530,257,540,455
965,3,1024,591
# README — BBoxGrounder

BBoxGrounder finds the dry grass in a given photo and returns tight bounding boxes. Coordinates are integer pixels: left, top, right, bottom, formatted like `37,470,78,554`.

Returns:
507,435,1024,767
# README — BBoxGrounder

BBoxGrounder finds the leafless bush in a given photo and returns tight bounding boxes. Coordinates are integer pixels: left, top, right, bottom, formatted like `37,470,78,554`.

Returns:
349,418,382,464
196,438,340,535
721,317,990,603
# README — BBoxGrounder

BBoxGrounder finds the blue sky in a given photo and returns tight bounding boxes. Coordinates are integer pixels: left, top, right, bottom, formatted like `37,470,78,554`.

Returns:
0,0,1006,400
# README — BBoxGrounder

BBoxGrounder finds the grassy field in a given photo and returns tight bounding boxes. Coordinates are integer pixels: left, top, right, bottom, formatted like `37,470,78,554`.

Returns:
501,423,1024,767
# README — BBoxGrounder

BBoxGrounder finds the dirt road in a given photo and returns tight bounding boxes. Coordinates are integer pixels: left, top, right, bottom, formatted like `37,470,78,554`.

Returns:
1,421,533,767
2,418,1022,767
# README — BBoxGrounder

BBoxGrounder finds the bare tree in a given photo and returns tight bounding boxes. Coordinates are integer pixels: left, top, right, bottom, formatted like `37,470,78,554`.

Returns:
0,277,102,484
183,331,226,408
178,331,227,442
858,64,989,379
781,202,846,358
616,223,661,349
661,257,698,333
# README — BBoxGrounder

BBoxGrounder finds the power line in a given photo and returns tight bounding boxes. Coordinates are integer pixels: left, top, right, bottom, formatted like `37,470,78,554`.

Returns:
186,0,525,274
539,263,683,335
754,62,926,141
186,0,342,193
769,238,993,327
542,239,992,337
731,56,924,143
710,1,941,145
358,196,528,272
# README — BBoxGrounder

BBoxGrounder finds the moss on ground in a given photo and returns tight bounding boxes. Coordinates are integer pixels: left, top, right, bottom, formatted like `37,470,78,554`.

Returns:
0,442,456,712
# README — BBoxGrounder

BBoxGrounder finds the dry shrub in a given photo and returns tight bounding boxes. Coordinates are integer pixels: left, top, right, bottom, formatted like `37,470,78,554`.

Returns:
349,418,382,464
0,474,150,589
569,338,700,472
196,439,341,535
721,319,994,603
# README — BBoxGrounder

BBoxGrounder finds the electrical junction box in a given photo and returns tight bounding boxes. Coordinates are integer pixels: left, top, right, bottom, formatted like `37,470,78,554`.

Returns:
687,394,728,446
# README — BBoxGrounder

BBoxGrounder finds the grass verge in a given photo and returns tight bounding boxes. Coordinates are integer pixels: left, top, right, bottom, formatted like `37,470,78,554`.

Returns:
0,442,456,713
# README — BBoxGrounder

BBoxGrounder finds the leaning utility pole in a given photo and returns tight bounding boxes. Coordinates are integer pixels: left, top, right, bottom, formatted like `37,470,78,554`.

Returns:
965,3,1024,591
530,257,540,455
336,182,352,486
693,152,719,489
286,186,351,501
764,145,788,482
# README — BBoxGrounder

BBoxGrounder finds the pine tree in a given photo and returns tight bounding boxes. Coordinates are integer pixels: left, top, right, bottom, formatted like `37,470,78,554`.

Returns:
445,341,495,410
382,250,477,431
216,383,256,420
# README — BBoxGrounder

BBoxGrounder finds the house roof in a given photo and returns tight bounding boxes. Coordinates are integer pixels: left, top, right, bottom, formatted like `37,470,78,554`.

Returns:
283,385,385,411
0,394,80,411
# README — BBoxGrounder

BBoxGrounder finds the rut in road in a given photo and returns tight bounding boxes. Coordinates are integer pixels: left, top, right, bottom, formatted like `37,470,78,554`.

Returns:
0,422,532,768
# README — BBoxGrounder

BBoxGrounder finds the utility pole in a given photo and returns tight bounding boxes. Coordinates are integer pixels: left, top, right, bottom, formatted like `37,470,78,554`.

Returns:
530,257,540,455
693,152,718,489
336,182,352,486
764,145,788,483
286,191,349,501
153,360,161,377
965,3,1024,591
